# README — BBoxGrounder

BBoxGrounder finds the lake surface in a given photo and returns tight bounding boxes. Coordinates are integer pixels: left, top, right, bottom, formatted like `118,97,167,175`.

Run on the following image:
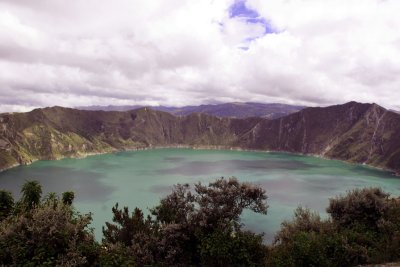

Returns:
0,148,399,243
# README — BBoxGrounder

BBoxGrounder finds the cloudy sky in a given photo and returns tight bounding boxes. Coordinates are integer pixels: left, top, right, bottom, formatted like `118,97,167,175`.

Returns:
1,0,400,112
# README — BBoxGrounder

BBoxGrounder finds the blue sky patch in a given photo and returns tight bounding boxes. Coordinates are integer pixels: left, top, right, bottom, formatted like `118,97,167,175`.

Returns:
229,0,259,19
228,0,275,47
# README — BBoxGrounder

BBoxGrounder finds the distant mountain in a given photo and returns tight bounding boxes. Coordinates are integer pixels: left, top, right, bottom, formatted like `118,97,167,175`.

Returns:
1,102,399,175
78,102,306,119
77,105,143,112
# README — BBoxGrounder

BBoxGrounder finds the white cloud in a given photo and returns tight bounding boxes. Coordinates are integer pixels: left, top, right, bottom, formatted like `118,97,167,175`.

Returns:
0,0,399,113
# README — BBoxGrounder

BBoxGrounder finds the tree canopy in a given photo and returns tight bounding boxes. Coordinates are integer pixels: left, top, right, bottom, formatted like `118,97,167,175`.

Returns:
21,180,42,210
103,177,269,266
0,190,14,221
1,179,400,266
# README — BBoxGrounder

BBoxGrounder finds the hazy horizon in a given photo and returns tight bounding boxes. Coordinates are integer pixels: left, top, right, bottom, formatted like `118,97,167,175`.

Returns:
0,100,397,114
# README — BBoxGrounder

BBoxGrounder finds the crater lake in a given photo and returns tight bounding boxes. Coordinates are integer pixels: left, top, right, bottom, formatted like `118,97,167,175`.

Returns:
1,148,399,242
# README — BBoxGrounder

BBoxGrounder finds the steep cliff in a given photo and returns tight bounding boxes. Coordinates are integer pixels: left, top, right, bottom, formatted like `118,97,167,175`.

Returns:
237,102,400,173
0,102,399,174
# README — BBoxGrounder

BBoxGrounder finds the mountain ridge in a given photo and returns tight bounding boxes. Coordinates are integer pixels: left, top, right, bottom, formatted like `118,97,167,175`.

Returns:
77,102,306,119
0,101,399,175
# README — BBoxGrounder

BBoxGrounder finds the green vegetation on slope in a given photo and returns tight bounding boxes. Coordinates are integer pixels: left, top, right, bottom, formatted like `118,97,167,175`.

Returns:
1,102,400,174
1,178,400,266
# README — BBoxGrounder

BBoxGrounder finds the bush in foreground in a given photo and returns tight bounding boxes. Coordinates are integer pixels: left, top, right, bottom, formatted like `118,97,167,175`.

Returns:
102,177,269,266
0,190,14,221
1,179,400,266
268,188,400,267
0,181,98,266
0,204,98,266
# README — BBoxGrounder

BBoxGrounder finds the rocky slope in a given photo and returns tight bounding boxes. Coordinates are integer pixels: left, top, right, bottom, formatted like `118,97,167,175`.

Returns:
235,102,400,173
0,102,399,174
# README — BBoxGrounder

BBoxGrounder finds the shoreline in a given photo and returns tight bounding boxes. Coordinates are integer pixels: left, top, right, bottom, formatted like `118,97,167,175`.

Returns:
1,144,398,177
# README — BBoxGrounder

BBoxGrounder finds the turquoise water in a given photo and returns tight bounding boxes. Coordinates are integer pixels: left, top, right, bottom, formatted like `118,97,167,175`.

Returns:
0,148,399,243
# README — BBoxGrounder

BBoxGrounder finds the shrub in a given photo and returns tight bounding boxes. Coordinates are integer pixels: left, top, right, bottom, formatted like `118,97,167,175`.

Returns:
327,187,390,230
199,229,267,267
268,188,400,267
0,190,14,221
0,203,98,266
21,180,42,210
103,177,269,266
98,243,136,267
62,191,75,206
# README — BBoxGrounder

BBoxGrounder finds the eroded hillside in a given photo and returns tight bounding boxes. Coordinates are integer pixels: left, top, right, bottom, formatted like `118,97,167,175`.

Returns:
0,102,399,174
